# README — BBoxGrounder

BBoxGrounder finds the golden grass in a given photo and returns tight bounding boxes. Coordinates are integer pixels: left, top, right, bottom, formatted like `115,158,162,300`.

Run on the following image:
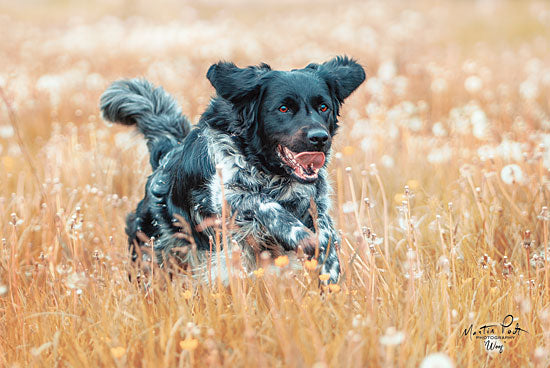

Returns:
1,0,550,366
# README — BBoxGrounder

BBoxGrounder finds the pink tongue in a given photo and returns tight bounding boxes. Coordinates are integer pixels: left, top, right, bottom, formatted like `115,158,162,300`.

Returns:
293,151,325,170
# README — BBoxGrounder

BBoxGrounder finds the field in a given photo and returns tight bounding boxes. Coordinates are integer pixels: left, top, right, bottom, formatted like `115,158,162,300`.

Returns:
1,0,550,366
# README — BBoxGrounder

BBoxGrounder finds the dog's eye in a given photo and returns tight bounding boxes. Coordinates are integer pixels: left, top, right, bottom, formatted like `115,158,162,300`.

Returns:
279,105,289,113
320,104,328,112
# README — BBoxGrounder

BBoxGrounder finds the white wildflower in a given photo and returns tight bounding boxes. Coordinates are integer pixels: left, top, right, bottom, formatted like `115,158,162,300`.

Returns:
378,60,397,81
65,272,89,290
365,77,384,95
496,139,523,161
379,327,405,346
350,119,371,137
420,353,454,368
380,155,395,168
462,59,478,74
464,75,482,93
0,125,14,139
114,131,135,150
525,58,542,74
360,136,378,154
519,79,539,100
392,75,408,96
407,117,423,132
342,201,357,214
387,124,399,140
471,109,489,139
500,164,524,185
427,145,452,164
431,78,448,93
432,122,447,137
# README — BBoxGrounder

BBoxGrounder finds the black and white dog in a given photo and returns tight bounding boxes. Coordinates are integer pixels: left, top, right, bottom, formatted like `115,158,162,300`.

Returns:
100,56,365,284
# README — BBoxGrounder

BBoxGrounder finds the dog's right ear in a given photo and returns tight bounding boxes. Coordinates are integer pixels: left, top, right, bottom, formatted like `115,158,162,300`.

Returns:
308,56,366,103
207,62,271,105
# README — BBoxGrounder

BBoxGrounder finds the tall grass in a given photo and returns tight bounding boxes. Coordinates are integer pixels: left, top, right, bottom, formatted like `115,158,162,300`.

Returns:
1,1,550,366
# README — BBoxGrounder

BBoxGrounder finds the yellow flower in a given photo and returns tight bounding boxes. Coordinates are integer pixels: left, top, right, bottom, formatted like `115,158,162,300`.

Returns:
319,274,330,282
274,255,289,268
2,156,15,171
179,337,199,351
406,179,420,190
253,268,264,277
182,290,192,299
110,346,126,358
304,259,318,271
328,284,341,292
342,145,356,156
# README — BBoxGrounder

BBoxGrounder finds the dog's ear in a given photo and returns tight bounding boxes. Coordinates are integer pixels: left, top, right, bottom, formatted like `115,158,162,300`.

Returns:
207,62,271,105
311,56,366,103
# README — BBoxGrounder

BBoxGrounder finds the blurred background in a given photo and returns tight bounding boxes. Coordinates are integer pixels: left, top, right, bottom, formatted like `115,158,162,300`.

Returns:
2,0,550,292
1,0,549,194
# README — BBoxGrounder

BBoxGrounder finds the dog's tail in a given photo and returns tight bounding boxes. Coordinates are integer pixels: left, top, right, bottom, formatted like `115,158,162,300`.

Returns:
100,79,192,169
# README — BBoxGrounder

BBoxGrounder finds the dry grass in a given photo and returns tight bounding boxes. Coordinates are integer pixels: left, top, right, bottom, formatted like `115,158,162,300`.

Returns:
1,0,550,366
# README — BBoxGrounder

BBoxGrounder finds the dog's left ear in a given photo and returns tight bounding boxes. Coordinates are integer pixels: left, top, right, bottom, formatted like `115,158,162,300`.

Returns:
308,56,366,103
207,61,271,105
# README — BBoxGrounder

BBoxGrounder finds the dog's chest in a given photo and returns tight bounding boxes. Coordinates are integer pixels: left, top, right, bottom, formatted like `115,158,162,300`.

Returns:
205,132,317,219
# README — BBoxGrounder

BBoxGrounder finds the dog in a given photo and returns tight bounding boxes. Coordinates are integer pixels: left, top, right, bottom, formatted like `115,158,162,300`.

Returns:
100,56,365,284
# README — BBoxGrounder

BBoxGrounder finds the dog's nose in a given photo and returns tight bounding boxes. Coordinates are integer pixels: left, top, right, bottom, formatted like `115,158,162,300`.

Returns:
307,129,329,147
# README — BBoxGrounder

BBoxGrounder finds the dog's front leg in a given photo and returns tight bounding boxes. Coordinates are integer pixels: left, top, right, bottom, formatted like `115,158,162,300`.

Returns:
229,193,316,253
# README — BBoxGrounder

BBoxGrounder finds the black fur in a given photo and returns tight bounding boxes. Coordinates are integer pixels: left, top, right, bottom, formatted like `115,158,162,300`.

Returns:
100,56,365,283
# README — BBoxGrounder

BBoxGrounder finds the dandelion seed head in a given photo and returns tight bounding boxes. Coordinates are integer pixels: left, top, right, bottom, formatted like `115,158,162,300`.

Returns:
471,109,489,139
519,79,539,100
500,164,524,185
378,60,397,81
380,155,395,168
431,78,448,93
379,327,405,346
342,201,357,214
534,347,548,362
464,75,482,93
432,122,447,137
420,353,454,368
0,125,14,139
427,145,452,164
65,272,88,290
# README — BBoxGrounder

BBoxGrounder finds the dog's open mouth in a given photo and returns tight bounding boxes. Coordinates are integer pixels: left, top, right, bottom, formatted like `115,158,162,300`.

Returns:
276,145,325,181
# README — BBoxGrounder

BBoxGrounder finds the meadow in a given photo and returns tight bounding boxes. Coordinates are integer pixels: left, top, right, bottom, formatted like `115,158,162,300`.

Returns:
1,0,550,366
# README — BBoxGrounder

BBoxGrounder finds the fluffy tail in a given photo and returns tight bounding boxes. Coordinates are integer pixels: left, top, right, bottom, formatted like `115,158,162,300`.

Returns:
100,79,192,169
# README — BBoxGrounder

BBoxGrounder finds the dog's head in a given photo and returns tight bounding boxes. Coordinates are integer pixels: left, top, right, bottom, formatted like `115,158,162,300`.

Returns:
207,56,365,183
